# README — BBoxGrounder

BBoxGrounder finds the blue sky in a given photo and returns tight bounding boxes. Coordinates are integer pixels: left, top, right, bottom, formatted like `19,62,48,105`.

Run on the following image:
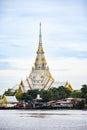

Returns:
0,0,87,94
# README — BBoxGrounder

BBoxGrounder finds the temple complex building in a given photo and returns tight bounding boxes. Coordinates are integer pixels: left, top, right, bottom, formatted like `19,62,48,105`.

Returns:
17,23,54,92
7,23,73,94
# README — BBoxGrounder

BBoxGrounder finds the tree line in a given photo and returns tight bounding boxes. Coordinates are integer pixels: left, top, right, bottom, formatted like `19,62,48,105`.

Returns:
4,84,87,104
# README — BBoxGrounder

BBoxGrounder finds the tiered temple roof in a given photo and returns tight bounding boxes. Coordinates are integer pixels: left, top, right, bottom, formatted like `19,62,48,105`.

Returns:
17,23,54,92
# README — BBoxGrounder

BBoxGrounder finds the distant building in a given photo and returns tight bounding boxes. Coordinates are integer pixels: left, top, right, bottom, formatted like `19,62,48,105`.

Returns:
0,95,18,108
47,98,85,108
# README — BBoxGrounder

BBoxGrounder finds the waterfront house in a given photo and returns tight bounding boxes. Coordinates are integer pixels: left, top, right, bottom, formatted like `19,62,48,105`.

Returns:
1,95,18,108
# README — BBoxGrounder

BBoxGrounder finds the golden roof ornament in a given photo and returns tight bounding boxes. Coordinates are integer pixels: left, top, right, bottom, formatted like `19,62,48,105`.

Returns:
37,22,44,54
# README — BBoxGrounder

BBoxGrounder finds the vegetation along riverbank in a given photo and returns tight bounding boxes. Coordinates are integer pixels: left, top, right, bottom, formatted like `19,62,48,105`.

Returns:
0,84,87,109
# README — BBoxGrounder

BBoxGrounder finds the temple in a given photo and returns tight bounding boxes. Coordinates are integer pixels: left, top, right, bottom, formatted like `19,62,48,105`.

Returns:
17,23,54,92
4,23,73,94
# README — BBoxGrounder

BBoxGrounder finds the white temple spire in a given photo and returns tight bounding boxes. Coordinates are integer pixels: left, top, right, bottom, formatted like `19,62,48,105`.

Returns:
39,22,42,44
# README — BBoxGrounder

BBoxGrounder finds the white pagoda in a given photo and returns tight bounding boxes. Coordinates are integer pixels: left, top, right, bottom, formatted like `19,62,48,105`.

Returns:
17,23,54,92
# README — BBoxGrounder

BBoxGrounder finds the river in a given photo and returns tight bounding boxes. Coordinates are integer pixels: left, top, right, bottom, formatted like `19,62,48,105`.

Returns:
0,110,87,130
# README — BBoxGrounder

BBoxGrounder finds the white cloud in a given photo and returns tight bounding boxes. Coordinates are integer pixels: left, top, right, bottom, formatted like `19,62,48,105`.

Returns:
58,41,87,52
48,57,87,76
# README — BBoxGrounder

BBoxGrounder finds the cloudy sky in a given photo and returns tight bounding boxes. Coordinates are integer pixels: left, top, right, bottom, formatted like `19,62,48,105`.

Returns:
0,0,87,94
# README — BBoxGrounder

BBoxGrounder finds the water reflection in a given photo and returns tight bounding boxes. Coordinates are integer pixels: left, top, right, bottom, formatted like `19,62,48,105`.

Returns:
19,112,46,118
18,111,72,118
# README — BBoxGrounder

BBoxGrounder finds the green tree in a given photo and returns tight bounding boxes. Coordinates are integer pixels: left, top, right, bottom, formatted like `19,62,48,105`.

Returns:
15,92,22,100
15,89,39,101
4,89,16,96
57,86,71,99
81,84,87,97
81,84,87,103
40,89,53,102
49,87,59,100
27,89,39,100
70,90,81,98
75,100,85,109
